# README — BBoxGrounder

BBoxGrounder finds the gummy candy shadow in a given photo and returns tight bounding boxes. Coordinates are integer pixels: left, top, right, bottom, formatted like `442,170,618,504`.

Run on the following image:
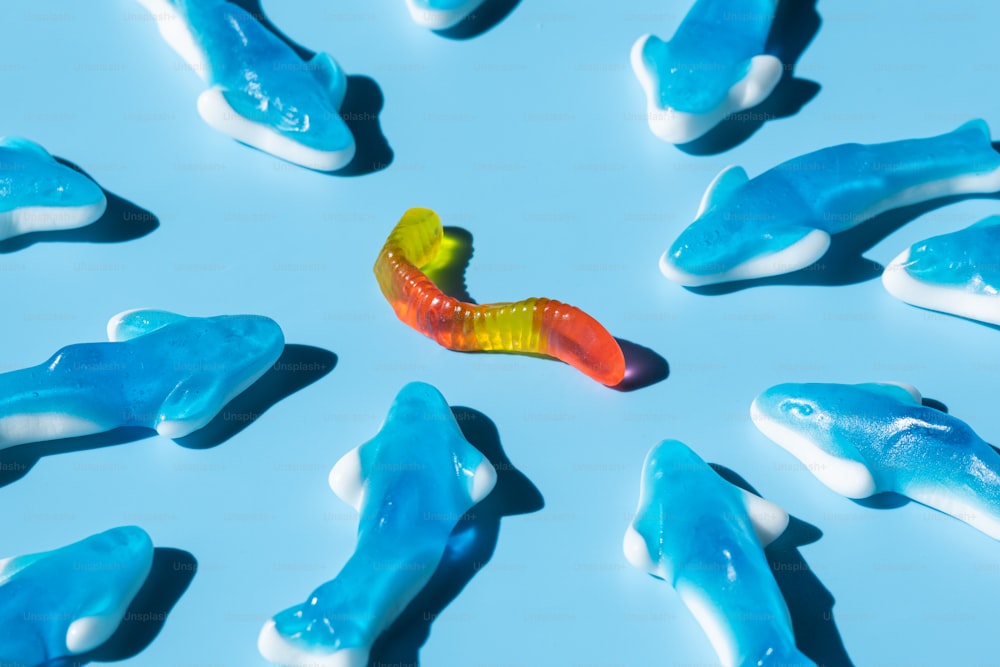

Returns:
332,76,393,177
712,465,855,667
614,338,670,391
367,405,543,667
427,0,522,39
678,0,822,156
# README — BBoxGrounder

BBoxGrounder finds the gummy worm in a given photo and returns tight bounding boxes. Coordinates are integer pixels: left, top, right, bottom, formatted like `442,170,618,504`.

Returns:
373,208,626,386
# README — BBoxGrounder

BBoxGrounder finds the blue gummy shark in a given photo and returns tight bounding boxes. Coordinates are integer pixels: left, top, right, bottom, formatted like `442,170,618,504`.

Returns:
0,137,107,241
406,0,487,29
631,0,784,143
0,526,154,666
0,309,284,448
136,0,356,170
752,382,1000,540
660,120,1000,286
258,382,497,667
883,215,1000,325
624,440,812,667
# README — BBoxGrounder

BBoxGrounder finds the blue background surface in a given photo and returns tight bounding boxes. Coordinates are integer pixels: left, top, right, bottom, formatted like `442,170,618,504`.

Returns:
1,1,999,666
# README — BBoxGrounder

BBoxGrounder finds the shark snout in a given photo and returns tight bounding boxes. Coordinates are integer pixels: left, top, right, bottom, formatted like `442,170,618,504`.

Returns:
750,384,828,440
751,383,879,499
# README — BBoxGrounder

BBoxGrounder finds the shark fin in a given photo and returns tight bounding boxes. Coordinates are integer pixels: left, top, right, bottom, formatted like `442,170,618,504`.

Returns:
459,443,496,504
309,52,348,110
65,614,127,654
622,524,658,575
732,54,783,110
736,487,789,547
329,446,366,511
107,309,187,342
155,373,230,438
697,165,749,217
857,382,922,405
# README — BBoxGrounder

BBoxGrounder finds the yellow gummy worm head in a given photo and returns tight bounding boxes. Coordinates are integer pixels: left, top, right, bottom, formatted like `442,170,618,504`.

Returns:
385,208,443,268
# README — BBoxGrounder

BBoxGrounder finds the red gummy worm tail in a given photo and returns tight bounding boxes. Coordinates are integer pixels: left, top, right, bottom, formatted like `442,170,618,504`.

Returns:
540,300,626,386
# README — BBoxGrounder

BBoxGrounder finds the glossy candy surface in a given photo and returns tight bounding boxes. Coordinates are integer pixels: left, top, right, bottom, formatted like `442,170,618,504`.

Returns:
883,216,1000,325
0,137,107,241
661,120,1000,286
135,0,355,170
373,208,626,385
752,382,1000,539
258,382,497,667
623,440,811,667
0,526,154,666
0,309,284,448
631,0,783,143
406,0,487,29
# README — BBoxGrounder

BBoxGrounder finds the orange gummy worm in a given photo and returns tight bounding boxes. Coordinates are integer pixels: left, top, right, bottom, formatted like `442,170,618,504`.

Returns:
373,208,626,386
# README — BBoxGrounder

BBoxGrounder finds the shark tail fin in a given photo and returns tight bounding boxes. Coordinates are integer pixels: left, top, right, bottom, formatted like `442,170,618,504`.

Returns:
309,52,348,110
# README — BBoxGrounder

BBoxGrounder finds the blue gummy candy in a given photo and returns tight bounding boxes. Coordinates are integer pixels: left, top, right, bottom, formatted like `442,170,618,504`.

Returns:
258,382,496,667
752,382,1000,540
0,526,154,665
136,0,355,170
631,0,783,143
884,215,1000,325
624,439,811,667
0,309,284,448
0,137,107,241
660,120,1000,286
